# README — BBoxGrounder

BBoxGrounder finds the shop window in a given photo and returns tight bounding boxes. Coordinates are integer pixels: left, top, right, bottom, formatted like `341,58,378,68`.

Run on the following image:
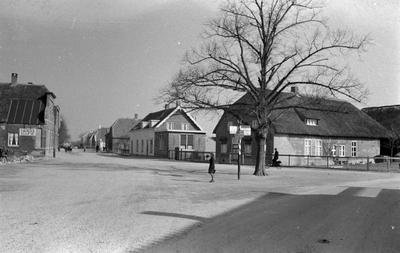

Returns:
8,133,19,147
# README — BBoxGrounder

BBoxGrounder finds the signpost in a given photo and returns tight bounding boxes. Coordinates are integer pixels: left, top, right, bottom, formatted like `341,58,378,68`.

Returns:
230,125,251,180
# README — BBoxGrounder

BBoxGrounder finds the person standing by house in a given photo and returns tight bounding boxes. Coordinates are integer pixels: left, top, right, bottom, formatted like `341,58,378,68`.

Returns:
273,148,279,166
208,153,216,183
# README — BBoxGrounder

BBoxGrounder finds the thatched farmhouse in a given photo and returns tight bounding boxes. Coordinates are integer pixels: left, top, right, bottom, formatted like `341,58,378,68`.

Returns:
213,90,387,166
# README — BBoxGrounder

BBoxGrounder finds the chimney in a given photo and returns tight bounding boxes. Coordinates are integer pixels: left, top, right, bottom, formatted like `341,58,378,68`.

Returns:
134,114,138,120
176,100,181,108
290,86,298,93
11,73,18,86
164,104,169,110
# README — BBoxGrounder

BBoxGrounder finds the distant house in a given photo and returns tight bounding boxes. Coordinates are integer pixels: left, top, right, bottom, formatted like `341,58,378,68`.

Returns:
106,116,141,153
128,105,207,158
362,105,400,156
81,126,109,150
213,90,387,166
0,73,60,157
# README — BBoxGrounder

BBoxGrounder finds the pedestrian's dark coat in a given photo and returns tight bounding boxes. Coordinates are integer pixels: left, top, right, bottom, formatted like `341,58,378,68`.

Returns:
208,155,216,174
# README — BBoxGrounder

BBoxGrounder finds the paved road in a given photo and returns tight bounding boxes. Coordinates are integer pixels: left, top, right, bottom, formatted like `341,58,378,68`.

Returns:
1,150,399,253
140,186,400,253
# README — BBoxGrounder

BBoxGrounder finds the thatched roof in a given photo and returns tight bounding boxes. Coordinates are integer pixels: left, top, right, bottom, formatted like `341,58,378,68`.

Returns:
214,91,388,139
362,105,400,131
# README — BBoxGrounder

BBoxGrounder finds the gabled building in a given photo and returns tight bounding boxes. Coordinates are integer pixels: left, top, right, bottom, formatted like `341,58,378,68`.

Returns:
0,73,60,157
128,105,207,157
81,126,109,150
213,90,387,166
106,116,141,153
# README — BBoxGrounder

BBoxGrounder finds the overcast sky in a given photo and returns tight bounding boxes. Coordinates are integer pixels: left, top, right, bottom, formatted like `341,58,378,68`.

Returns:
0,0,399,140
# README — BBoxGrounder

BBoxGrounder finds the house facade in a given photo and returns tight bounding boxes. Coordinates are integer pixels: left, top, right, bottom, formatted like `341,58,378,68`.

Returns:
81,126,109,150
105,116,141,153
0,73,60,157
214,91,387,166
128,105,207,158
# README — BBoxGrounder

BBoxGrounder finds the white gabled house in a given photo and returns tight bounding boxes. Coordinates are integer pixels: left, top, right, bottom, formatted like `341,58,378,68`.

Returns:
128,104,207,157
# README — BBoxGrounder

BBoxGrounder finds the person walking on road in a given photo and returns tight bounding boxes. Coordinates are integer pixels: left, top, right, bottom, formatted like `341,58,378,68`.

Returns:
272,148,279,166
208,153,216,183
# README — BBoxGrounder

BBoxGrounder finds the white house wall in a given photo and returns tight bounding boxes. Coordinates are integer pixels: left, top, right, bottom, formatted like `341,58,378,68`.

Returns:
129,128,155,156
274,135,381,166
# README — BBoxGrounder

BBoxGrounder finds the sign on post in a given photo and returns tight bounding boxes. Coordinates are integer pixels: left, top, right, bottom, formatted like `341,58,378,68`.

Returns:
239,125,251,136
229,125,252,180
229,126,238,135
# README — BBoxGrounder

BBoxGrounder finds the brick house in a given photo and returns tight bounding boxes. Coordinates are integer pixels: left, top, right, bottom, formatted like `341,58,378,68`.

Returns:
128,105,207,157
0,73,60,157
105,116,141,153
213,90,387,166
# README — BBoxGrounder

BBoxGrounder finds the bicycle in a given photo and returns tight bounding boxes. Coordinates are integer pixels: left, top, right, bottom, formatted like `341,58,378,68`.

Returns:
267,159,283,169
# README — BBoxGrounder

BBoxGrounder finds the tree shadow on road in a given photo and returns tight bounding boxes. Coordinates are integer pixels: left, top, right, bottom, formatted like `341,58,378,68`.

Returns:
134,187,400,253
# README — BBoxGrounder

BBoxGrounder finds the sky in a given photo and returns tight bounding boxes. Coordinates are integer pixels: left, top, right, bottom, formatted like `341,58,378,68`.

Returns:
0,0,399,141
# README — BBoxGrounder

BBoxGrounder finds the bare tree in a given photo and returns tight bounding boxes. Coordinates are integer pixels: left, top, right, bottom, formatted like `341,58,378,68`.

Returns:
158,0,370,175
384,125,400,158
59,116,71,145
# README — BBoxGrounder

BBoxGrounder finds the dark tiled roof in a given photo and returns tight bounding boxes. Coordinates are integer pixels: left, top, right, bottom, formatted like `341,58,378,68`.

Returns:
216,91,388,139
7,100,45,124
142,107,176,122
0,83,51,123
132,107,177,130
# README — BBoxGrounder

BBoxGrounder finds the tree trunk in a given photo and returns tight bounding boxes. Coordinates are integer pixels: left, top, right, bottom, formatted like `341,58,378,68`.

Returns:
253,128,268,176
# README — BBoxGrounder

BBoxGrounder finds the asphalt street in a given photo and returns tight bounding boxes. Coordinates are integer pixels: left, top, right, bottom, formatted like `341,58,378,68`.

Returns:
1,150,399,253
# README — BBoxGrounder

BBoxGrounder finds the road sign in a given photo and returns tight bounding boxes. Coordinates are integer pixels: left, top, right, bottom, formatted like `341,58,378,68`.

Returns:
239,125,251,136
229,126,238,134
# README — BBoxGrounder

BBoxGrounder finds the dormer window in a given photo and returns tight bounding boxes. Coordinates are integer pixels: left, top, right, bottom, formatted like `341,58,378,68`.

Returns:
167,122,174,130
182,123,189,130
306,118,318,126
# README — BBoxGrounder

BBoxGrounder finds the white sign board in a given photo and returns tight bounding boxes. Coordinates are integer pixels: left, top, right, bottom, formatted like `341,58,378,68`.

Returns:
19,128,36,136
229,126,238,134
239,125,251,136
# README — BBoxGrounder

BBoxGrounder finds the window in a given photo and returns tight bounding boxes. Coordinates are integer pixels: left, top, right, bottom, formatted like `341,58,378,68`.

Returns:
8,133,19,147
182,123,189,130
136,140,139,152
167,122,174,130
304,139,311,155
180,135,186,148
306,119,318,126
244,141,252,155
150,139,153,153
180,134,194,149
141,140,144,153
339,145,345,157
159,135,164,150
315,140,322,156
221,141,228,153
351,141,357,157
187,135,194,149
